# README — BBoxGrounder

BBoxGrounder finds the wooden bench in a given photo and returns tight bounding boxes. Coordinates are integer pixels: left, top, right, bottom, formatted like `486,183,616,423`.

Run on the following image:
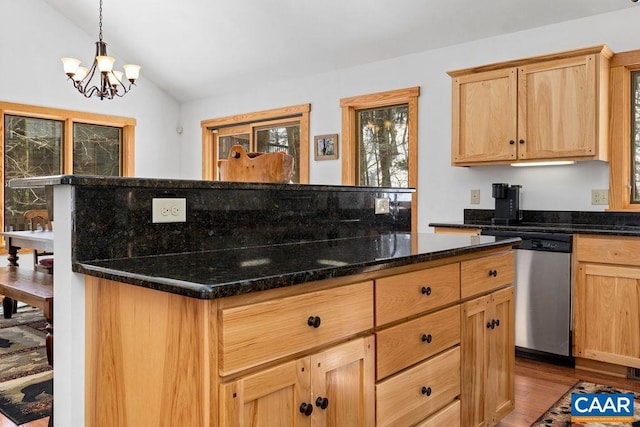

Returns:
0,266,53,366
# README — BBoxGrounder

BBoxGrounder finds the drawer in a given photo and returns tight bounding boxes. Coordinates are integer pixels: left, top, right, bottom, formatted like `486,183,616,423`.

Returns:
376,346,460,426
576,234,640,266
461,251,514,299
376,304,460,380
415,399,460,427
376,263,459,326
219,281,373,375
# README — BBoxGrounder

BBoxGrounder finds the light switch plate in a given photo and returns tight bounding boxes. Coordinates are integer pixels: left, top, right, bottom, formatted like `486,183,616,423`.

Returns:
152,198,186,223
470,189,480,204
591,189,608,205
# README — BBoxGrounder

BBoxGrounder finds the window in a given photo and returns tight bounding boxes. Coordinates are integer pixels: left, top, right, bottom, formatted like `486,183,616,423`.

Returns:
201,104,310,183
358,105,409,187
340,87,419,230
1,101,136,231
609,50,640,210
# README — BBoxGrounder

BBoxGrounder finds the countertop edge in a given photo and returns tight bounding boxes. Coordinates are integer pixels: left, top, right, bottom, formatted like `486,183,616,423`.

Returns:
9,175,416,193
429,222,640,237
73,238,520,300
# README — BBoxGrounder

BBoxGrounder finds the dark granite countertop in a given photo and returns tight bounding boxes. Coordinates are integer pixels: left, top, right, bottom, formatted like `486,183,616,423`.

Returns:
430,209,640,237
8,174,416,193
429,220,640,236
74,233,520,300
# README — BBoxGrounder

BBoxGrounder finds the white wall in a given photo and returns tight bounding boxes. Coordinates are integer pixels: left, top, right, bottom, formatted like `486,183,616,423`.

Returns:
0,0,182,178
180,7,640,231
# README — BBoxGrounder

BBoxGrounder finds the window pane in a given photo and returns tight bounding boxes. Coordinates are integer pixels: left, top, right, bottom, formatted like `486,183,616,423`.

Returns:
255,124,300,183
218,133,250,160
358,105,409,187
4,115,62,230
73,123,122,176
632,71,640,203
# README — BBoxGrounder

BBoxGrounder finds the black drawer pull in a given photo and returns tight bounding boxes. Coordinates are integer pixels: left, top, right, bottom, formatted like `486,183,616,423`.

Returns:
315,397,329,410
421,386,432,396
494,319,500,328
307,316,321,328
300,402,313,416
519,139,525,144
509,140,515,145
421,286,432,296
488,269,497,277
422,334,433,343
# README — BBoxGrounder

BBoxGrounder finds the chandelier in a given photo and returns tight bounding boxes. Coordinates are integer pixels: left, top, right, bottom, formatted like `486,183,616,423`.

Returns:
61,0,140,100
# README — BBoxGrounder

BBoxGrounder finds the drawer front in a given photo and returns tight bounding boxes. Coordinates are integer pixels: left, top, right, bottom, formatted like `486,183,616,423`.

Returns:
376,263,460,326
376,346,461,426
376,305,460,380
415,400,460,427
576,234,640,266
219,281,373,375
461,251,514,299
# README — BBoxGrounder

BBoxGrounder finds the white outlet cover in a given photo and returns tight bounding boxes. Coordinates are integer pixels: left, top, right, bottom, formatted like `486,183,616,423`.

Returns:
152,198,186,223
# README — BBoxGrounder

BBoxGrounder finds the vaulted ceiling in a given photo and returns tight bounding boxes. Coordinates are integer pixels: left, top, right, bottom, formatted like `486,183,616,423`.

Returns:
43,0,637,103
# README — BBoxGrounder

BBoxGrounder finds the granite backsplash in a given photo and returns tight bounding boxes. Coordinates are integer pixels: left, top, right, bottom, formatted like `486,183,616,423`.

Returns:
71,180,413,262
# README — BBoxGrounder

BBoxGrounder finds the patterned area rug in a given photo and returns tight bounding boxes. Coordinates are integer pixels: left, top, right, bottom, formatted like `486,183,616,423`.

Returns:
0,304,52,424
532,380,640,426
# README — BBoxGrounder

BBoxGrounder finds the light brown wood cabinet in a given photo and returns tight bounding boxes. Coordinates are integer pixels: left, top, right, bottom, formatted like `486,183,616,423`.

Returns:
574,234,640,369
84,246,517,427
461,286,515,427
220,336,375,426
449,45,612,166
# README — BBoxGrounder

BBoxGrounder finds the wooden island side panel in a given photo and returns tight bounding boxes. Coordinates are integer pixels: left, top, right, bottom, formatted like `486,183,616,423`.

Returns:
85,276,217,427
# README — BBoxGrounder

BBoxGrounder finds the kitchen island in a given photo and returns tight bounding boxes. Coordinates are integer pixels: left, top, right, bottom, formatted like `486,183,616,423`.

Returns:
9,176,519,426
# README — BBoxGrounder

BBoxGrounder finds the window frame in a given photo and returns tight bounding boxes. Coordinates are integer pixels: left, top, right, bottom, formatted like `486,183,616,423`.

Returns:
0,100,136,232
201,104,310,183
340,87,419,231
609,50,640,211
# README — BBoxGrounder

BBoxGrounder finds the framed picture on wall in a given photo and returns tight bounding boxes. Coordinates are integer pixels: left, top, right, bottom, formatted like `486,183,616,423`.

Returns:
314,134,339,160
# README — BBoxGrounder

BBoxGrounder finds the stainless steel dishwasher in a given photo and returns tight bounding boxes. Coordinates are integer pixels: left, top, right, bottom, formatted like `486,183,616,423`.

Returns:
481,230,574,365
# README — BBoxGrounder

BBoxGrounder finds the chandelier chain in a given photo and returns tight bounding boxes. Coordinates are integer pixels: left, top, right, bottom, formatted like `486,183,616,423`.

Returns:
98,0,103,41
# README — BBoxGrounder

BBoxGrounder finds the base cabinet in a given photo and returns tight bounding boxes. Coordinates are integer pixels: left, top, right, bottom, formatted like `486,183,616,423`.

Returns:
220,336,375,427
461,286,515,427
574,234,640,368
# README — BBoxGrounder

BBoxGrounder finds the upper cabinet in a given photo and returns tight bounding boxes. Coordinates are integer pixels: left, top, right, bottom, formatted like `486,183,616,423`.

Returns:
449,45,613,166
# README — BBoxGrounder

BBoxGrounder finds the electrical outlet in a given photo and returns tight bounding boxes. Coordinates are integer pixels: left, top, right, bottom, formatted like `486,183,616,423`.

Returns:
374,197,390,214
152,198,186,223
470,189,480,204
591,189,609,205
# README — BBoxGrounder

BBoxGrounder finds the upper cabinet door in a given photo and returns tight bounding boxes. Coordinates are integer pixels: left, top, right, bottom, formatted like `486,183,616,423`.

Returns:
517,55,598,160
451,68,518,165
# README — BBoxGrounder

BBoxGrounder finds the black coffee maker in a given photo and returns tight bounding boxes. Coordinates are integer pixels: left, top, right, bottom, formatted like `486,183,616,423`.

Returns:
491,183,522,225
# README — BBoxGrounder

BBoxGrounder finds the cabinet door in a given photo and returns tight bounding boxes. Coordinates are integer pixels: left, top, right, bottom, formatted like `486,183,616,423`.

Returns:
574,263,640,368
486,286,515,425
518,55,597,160
461,287,514,427
220,358,311,427
461,293,491,427
451,68,517,165
310,336,375,427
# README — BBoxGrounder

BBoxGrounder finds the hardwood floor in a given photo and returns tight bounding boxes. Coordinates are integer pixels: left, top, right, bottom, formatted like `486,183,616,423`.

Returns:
0,357,637,426
498,357,640,426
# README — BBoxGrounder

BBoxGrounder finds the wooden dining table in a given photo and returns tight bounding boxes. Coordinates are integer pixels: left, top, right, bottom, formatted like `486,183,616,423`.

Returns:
1,229,54,267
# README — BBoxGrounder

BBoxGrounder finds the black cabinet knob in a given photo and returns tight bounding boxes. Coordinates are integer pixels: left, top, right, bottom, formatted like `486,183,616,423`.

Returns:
488,269,497,277
422,334,433,343
307,316,321,328
487,321,495,330
509,140,515,145
494,319,500,327
315,397,329,410
519,139,525,144
421,286,432,296
421,386,432,396
300,402,313,416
